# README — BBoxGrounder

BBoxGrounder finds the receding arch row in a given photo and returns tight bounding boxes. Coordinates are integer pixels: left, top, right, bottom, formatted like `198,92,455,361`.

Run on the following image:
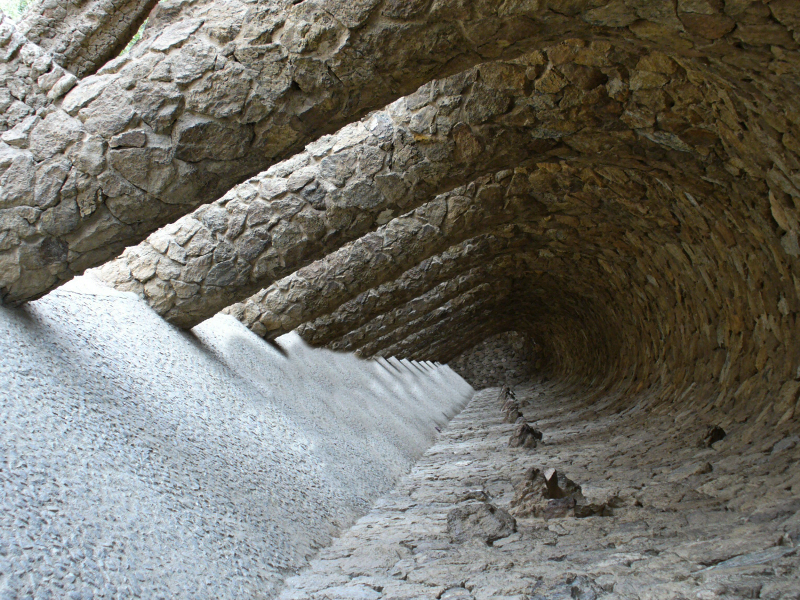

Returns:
98,38,796,334
217,157,796,422
2,2,798,304
372,285,620,389
2,0,799,427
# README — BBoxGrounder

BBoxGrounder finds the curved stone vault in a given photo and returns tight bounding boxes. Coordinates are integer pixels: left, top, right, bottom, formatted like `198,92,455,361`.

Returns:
2,0,800,596
0,0,798,430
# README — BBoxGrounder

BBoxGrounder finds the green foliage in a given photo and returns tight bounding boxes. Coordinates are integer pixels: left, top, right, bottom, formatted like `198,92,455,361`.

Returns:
0,0,30,21
120,18,147,56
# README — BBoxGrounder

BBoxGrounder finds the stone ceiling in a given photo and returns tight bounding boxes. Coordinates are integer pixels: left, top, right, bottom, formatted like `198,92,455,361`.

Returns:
2,0,800,425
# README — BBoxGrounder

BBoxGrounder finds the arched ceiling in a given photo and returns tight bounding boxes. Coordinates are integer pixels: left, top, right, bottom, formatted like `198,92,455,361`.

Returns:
1,0,799,424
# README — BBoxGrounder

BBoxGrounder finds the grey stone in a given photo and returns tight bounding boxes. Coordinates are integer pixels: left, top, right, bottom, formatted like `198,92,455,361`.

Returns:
28,110,83,162
446,501,516,544
150,19,205,52
1,115,38,148
109,131,147,149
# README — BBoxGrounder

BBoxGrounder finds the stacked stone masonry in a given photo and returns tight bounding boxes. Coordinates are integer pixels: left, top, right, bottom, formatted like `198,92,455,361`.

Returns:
0,0,796,312
2,1,800,598
4,0,708,305
277,385,800,600
449,331,537,389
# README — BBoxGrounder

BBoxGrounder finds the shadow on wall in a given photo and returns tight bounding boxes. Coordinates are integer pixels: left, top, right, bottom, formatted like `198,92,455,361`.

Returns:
449,331,537,389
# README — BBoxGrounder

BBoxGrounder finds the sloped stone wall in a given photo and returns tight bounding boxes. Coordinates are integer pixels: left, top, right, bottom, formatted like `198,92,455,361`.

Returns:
448,330,535,389
0,274,473,599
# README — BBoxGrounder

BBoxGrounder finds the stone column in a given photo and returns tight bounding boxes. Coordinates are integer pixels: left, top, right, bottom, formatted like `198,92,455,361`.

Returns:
378,300,508,361
326,261,518,352
223,169,542,337
4,2,793,305
356,282,511,358
97,37,800,333
2,0,604,304
18,0,159,77
96,54,557,324
295,236,518,346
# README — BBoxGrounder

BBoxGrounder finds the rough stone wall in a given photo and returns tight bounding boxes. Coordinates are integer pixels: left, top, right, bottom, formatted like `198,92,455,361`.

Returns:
0,274,473,599
18,0,159,77
277,385,800,600
1,0,800,436
96,37,800,343
448,331,535,389
81,31,800,434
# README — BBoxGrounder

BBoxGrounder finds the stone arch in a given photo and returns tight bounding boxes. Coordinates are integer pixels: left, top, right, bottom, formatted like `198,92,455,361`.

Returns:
2,0,799,311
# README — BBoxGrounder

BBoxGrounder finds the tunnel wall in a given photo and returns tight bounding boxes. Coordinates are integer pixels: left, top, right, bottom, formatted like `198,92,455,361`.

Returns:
0,274,473,599
448,330,535,390
3,0,800,446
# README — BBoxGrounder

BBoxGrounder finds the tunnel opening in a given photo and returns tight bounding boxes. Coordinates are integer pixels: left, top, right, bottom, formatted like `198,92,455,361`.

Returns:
1,0,800,597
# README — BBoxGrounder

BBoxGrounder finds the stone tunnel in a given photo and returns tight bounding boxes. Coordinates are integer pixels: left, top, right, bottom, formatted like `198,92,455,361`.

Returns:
1,0,800,598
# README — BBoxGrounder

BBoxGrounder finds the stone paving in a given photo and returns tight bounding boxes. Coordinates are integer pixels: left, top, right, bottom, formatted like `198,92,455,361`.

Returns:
278,385,800,600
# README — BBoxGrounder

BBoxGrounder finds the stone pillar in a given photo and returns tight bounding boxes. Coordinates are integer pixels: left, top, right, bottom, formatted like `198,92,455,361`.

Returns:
223,169,540,338
18,0,159,77
4,3,792,305
326,262,517,352
95,56,554,325
3,0,603,305
356,282,511,358
295,234,530,346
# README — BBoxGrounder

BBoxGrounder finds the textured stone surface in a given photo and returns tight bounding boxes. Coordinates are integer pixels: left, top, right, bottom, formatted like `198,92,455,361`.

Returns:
4,0,800,311
96,56,548,326
446,501,517,544
18,0,158,77
0,12,78,135
0,274,473,599
100,37,798,340
83,32,800,430
449,331,536,389
210,148,800,432
287,238,524,348
3,3,800,597
324,264,514,355
220,170,541,337
277,385,800,600
0,0,622,304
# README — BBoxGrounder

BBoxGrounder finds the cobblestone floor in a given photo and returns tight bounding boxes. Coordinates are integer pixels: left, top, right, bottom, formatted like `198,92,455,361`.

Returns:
278,384,800,600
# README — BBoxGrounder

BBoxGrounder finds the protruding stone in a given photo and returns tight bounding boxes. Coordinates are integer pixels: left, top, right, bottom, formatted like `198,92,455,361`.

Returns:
110,130,147,149
446,501,516,544
509,422,542,449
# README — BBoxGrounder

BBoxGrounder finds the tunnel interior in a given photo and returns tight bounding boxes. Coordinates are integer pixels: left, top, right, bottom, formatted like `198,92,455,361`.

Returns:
2,0,800,598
